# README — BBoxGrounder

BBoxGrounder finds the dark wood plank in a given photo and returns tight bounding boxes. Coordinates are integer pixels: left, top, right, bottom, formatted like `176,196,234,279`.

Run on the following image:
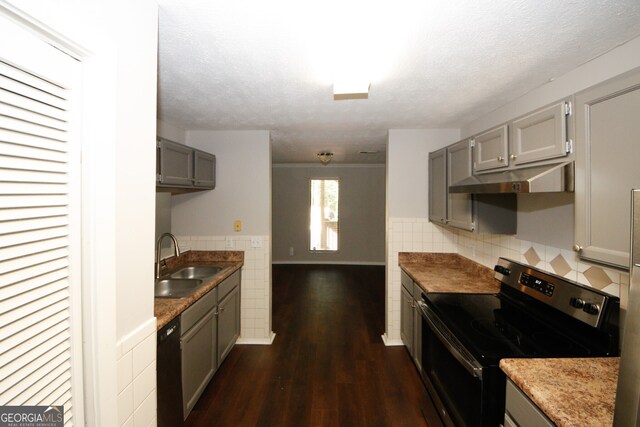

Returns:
183,265,430,427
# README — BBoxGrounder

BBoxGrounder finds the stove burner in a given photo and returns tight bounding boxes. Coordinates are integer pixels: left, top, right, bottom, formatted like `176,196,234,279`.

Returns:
530,332,577,354
470,317,503,340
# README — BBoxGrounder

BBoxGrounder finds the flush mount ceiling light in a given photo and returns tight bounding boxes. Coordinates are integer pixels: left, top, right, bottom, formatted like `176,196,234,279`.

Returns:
317,152,334,165
333,81,370,100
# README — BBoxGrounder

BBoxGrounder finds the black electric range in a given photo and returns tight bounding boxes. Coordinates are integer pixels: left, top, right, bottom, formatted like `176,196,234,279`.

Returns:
416,257,619,427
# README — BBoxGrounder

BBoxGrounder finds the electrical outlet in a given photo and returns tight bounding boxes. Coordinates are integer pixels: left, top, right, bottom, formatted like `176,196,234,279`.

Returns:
234,220,242,232
251,236,263,248
225,237,234,249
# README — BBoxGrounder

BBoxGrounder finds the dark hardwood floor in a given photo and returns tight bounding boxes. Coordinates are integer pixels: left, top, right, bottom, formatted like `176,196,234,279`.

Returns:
184,264,430,427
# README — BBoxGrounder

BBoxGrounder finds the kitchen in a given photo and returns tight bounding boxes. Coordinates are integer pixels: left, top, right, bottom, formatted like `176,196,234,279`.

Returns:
1,0,640,426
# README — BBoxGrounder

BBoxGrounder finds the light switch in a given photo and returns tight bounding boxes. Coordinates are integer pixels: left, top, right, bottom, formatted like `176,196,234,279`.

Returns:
234,220,242,232
225,237,234,249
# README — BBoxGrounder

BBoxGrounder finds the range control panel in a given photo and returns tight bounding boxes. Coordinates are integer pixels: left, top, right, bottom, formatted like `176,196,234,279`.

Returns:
519,272,555,297
494,257,617,329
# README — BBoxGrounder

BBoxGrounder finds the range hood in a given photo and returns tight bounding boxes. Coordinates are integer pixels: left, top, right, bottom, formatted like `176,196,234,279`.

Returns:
449,162,575,194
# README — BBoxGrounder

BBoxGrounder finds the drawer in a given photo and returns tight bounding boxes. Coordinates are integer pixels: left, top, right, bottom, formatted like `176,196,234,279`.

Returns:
181,288,217,334
217,270,240,299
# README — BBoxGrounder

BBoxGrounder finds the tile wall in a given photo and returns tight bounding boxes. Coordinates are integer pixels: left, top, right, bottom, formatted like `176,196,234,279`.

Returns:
176,235,273,342
386,217,630,343
116,318,157,427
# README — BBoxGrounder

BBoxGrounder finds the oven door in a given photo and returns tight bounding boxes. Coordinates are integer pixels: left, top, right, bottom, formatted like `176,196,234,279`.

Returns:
416,299,500,427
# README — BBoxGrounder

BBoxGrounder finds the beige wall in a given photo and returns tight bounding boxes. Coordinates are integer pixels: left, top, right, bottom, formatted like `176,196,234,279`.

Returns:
387,129,460,218
172,130,271,236
272,164,385,264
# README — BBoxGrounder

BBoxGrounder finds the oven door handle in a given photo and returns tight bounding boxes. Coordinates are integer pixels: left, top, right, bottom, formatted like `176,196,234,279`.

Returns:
416,300,484,379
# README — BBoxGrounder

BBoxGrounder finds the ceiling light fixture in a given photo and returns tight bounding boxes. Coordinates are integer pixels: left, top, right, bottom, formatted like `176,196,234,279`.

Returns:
317,152,334,165
333,81,370,100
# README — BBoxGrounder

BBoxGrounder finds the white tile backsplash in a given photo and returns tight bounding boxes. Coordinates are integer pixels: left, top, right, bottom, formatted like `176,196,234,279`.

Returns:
385,217,630,345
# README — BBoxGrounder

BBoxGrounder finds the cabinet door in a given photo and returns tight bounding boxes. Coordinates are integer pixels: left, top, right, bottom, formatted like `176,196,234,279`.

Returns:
447,140,474,231
217,284,240,366
412,303,422,372
194,150,216,188
158,138,193,186
511,100,570,165
400,284,414,356
429,148,447,225
473,124,509,172
574,70,640,268
182,310,217,418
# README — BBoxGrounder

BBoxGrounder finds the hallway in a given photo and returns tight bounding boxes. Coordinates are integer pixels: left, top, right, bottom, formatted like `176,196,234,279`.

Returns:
184,265,429,426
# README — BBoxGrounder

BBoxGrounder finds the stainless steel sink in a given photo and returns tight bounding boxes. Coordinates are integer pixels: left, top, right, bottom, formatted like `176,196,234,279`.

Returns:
169,265,225,280
155,278,204,298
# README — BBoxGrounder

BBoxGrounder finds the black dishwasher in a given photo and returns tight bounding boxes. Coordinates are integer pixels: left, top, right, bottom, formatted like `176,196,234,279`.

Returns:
157,317,183,427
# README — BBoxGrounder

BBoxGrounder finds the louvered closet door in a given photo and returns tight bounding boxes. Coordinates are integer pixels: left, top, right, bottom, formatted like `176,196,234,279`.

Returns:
0,15,82,426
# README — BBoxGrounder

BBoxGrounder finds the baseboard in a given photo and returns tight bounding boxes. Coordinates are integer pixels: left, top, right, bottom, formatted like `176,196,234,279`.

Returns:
381,333,404,346
272,261,385,266
236,331,276,345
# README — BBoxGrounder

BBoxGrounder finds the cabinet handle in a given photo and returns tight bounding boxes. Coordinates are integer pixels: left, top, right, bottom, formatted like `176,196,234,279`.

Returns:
509,154,517,160
497,156,505,162
573,244,583,252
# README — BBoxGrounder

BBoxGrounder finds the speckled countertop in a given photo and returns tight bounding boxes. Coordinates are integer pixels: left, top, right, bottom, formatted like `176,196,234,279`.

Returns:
399,252,500,293
500,357,619,427
154,250,244,330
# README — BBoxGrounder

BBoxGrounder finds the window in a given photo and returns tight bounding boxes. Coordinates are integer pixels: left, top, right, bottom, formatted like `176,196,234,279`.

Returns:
309,179,339,251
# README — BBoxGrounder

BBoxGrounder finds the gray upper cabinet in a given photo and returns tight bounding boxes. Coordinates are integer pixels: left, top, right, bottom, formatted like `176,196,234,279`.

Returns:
157,138,193,186
157,137,216,192
447,140,473,231
428,148,447,224
511,100,571,166
472,124,509,172
574,69,640,268
194,150,216,188
429,141,516,234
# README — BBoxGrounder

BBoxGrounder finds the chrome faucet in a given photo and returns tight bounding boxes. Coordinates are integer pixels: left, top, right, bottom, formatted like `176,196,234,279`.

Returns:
156,232,181,279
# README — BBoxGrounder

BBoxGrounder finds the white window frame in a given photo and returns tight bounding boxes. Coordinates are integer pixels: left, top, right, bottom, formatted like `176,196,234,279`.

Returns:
308,178,340,253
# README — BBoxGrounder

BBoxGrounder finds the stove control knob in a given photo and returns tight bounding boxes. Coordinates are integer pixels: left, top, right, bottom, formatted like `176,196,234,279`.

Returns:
569,297,585,309
583,303,600,315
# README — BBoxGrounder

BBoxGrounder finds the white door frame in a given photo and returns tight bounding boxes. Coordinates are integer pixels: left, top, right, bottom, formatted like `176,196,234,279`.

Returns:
0,2,120,425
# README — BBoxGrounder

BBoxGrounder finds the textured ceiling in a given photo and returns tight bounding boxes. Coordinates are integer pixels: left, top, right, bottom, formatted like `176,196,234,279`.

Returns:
157,0,640,164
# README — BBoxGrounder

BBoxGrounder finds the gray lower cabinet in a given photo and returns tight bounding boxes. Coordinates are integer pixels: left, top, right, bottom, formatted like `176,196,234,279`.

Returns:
181,288,217,418
574,69,640,268
181,308,216,417
400,279,414,355
217,284,240,364
400,271,422,371
504,379,554,427
178,271,242,419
